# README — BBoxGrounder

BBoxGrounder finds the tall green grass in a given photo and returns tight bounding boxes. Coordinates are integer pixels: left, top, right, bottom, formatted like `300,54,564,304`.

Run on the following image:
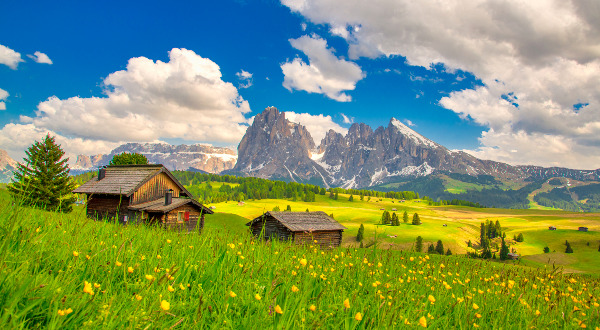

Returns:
0,198,599,328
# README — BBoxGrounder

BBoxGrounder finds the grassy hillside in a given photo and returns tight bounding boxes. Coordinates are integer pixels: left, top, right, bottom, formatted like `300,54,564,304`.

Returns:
1,191,599,328
208,192,600,274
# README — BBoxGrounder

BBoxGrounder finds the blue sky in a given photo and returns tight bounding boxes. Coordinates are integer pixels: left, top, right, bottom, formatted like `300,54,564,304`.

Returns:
1,0,599,169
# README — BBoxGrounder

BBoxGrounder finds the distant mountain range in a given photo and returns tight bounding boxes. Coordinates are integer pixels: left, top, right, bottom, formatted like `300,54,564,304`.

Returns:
0,149,17,183
72,143,237,174
228,107,600,189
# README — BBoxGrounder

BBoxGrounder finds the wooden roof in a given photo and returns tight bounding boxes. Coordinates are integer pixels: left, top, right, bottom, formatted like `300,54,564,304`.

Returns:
246,211,346,232
128,197,213,214
73,164,192,198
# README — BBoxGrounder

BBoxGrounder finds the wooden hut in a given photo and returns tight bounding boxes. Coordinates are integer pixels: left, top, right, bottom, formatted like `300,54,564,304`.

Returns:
73,164,213,232
578,227,589,232
246,211,346,248
507,253,519,260
549,226,557,230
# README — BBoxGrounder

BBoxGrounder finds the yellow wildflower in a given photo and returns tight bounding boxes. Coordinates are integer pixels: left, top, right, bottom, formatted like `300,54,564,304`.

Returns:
160,300,170,311
83,281,94,295
344,298,350,309
291,285,299,293
179,284,186,290
428,295,435,303
229,291,237,298
166,239,172,243
309,305,316,311
168,285,175,292
115,261,122,267
355,312,362,321
145,275,154,281
291,270,297,276
127,267,134,273
93,283,101,288
473,303,479,310
36,227,41,233
274,305,283,314
157,255,161,259
73,251,79,257
300,258,307,266
135,295,142,301
255,294,261,300
419,316,427,327
475,313,481,318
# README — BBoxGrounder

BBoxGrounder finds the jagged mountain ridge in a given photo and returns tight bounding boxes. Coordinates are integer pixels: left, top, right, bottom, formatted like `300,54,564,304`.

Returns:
74,143,237,174
0,149,17,183
230,107,600,189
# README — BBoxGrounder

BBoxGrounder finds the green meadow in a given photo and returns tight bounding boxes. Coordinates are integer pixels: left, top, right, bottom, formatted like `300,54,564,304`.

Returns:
1,190,600,329
209,192,600,274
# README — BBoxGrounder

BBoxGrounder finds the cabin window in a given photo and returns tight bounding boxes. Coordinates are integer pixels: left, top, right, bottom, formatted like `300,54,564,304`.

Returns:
177,211,184,223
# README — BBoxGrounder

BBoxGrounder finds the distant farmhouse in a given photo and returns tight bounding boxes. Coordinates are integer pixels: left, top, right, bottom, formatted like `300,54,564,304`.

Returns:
578,227,589,232
247,211,346,248
549,226,557,230
73,165,213,232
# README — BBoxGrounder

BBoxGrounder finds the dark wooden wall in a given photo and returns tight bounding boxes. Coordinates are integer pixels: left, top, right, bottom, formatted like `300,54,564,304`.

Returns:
250,216,293,241
86,194,130,224
294,231,343,248
162,205,204,233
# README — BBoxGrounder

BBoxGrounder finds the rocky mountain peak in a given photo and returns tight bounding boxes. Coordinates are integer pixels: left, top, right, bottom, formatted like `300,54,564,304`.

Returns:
388,118,439,148
0,149,17,169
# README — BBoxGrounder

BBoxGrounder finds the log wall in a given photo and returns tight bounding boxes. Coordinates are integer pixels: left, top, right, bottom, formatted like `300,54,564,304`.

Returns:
250,216,293,241
131,173,181,205
86,194,131,224
161,204,204,233
294,231,343,248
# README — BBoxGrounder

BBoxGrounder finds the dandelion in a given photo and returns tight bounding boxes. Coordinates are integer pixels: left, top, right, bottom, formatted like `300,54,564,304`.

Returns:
419,316,427,327
160,300,170,311
73,251,79,257
255,294,261,300
291,285,299,292
127,267,134,273
309,305,316,311
229,291,237,298
428,295,435,303
355,312,362,321
344,298,350,309
409,257,414,261
115,261,122,267
300,258,307,266
274,305,283,314
83,281,94,295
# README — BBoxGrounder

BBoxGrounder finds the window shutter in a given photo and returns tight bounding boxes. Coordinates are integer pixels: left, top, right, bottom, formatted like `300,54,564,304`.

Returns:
185,211,190,221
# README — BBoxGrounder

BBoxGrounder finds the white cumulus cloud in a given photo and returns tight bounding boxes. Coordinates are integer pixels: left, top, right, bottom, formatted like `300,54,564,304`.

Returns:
282,0,600,169
281,35,365,102
1,48,252,163
341,113,353,124
236,70,253,88
0,44,23,69
27,51,53,64
285,111,347,144
0,88,8,110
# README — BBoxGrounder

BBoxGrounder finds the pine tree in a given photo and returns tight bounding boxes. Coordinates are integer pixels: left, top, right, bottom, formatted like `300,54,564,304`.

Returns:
467,240,472,248
334,192,339,200
516,233,524,242
427,244,435,253
403,211,408,223
306,208,309,212
415,236,423,253
357,224,365,242
286,205,292,211
272,205,280,211
565,241,573,253
499,237,509,260
445,248,452,256
348,195,354,202
435,240,444,255
8,134,76,212
412,213,421,225
391,212,399,226
543,246,550,253
109,152,148,165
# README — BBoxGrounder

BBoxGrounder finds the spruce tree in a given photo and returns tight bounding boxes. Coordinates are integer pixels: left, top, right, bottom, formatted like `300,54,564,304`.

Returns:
445,248,452,256
415,236,423,253
286,205,292,211
427,244,435,253
499,237,509,260
8,134,75,212
412,213,421,225
543,246,550,253
348,194,354,202
467,240,472,248
565,241,574,253
403,211,409,223
391,212,399,226
357,224,365,242
516,233,524,242
435,240,445,255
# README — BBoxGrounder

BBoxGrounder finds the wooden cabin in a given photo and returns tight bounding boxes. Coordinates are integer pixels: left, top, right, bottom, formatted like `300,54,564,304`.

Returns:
578,227,589,232
507,253,519,260
73,164,213,232
549,226,557,230
246,211,346,248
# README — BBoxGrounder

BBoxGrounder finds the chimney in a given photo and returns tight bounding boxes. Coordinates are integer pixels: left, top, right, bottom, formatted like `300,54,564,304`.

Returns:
165,189,173,206
98,167,106,180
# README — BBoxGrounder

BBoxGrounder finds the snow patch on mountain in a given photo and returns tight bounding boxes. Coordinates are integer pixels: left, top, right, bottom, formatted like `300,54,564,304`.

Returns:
390,118,438,148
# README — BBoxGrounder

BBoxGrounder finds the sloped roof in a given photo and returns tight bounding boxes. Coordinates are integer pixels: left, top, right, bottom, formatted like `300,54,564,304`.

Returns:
73,164,192,198
128,197,213,214
246,211,346,232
